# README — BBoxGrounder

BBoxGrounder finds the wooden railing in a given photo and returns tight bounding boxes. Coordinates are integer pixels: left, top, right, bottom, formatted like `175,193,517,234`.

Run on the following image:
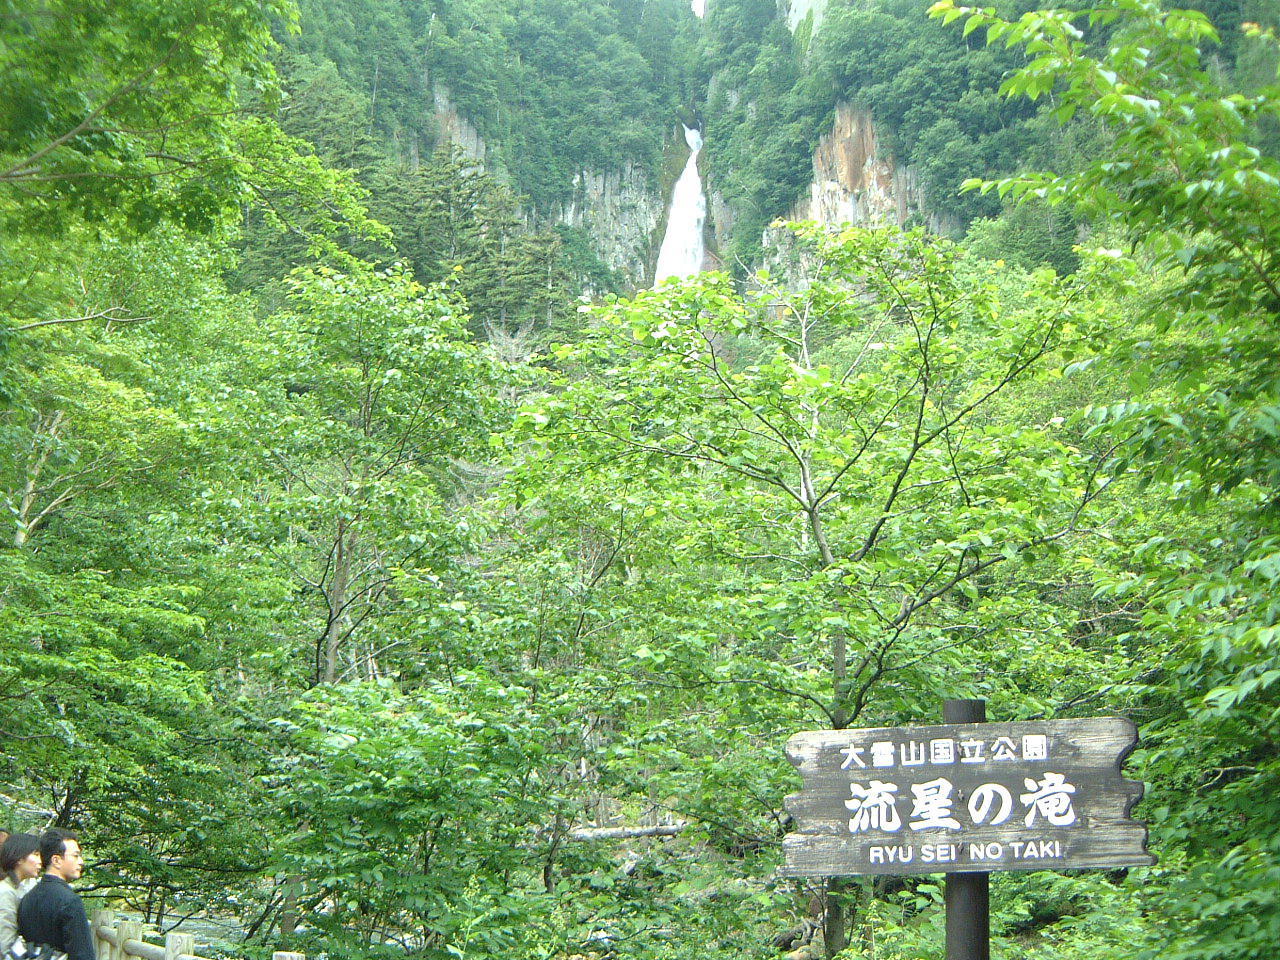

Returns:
91,911,303,960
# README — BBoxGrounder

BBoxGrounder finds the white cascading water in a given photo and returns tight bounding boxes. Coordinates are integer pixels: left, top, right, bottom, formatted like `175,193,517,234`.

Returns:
653,125,707,286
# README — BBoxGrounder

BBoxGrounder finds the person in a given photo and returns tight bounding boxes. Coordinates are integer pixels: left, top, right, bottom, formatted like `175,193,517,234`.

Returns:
16,830,93,960
1,833,42,953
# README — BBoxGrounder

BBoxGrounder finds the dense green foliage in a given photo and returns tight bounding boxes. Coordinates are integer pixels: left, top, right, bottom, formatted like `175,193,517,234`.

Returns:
1,0,289,233
4,2,1280,960
934,3,1280,957
282,0,700,210
700,0,1065,266
700,0,1274,270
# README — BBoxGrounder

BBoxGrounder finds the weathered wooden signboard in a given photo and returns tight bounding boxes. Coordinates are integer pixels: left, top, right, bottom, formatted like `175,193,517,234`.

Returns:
783,718,1153,877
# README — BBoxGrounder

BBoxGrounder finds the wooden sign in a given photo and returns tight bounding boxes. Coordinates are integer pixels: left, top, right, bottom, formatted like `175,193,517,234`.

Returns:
783,718,1153,877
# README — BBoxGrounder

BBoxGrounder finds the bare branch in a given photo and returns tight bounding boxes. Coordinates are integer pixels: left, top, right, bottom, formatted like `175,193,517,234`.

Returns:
566,823,685,841
13,309,152,332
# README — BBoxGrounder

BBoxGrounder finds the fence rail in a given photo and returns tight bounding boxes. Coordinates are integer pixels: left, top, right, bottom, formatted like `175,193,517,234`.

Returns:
92,911,303,960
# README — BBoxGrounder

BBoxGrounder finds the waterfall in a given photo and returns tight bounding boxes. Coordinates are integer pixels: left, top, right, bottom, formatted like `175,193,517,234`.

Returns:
653,125,707,286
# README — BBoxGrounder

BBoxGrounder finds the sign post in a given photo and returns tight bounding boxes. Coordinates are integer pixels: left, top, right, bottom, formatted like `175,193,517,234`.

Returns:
943,699,989,960
782,703,1152,960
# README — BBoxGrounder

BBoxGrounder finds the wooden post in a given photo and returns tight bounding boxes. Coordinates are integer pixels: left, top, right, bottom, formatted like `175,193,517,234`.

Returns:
944,699,990,960
118,920,146,960
92,910,114,960
165,932,196,960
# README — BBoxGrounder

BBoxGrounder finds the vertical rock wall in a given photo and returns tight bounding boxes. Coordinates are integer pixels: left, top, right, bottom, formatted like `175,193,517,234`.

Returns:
785,0,829,32
759,105,959,278
431,83,487,163
706,188,735,270
554,163,664,282
705,101,953,276
427,83,664,282
786,103,949,232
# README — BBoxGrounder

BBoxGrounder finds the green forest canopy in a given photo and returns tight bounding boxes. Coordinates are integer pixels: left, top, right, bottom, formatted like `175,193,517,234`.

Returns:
2,2,1280,960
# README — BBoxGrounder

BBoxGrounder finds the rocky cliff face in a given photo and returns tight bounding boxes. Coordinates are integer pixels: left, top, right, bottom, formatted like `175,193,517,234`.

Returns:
704,92,954,274
553,163,663,281
431,83,487,163
785,0,829,32
706,186,734,271
759,104,959,278
786,103,953,234
429,82,662,282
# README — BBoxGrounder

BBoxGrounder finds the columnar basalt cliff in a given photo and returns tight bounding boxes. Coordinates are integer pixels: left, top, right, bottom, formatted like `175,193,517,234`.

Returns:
785,0,829,32
555,163,664,282
787,104,956,235
429,83,663,282
431,83,487,163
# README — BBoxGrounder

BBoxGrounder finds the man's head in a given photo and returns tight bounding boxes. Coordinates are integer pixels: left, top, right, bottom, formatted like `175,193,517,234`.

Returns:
39,829,84,882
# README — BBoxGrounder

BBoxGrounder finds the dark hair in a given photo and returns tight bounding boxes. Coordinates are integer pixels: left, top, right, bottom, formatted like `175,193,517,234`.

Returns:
1,833,40,880
39,829,78,870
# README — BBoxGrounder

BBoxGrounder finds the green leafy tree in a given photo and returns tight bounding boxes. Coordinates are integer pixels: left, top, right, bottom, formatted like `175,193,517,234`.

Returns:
514,224,1120,954
276,677,586,960
0,224,289,917
1,0,291,233
931,1,1280,956
2,0,383,332
236,263,495,686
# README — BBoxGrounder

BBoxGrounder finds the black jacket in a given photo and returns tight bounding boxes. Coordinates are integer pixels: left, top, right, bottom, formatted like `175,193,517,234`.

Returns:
16,876,95,960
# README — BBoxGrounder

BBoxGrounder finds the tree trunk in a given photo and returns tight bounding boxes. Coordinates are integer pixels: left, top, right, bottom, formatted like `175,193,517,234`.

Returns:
322,520,354,683
277,876,302,944
13,475,37,548
12,410,63,548
797,444,858,956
